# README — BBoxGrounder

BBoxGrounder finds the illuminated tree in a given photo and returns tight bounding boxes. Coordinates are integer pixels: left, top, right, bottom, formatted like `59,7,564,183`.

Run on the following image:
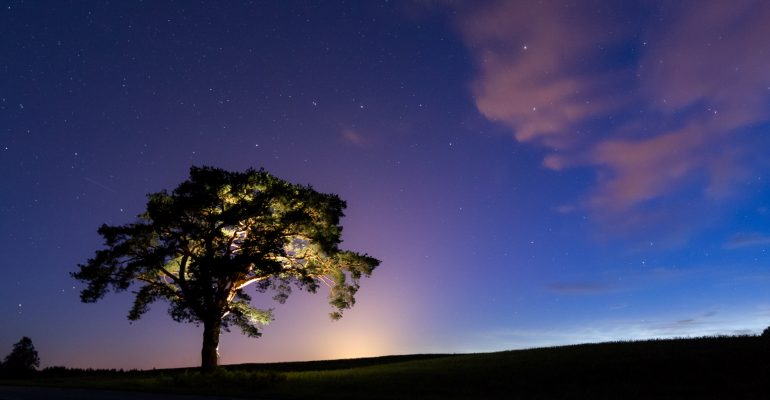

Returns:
73,166,379,371
2,337,40,374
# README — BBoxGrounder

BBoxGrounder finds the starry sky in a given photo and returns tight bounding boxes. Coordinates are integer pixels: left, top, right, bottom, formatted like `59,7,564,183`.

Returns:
2,0,770,370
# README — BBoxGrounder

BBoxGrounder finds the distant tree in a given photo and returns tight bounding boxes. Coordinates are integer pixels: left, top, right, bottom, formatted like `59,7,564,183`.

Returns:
762,326,770,339
73,166,379,371
3,336,40,374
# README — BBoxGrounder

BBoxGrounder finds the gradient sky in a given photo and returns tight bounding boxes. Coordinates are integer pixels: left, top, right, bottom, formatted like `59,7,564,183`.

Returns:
2,0,770,370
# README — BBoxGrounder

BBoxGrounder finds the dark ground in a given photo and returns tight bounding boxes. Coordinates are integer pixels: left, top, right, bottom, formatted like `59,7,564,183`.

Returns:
2,336,770,399
0,385,248,400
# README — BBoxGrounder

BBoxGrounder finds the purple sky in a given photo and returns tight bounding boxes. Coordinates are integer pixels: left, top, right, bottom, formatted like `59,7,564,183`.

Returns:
2,0,770,369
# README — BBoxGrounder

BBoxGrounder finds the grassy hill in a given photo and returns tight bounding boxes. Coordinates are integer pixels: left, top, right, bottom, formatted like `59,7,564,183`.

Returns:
4,336,770,399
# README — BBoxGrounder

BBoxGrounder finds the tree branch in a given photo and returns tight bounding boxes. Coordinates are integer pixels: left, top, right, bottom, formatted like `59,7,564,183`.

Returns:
235,276,270,290
136,277,183,301
157,264,179,284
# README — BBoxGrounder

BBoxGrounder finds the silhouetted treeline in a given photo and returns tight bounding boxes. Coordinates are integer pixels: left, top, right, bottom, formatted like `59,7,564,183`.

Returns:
0,366,123,379
35,366,141,378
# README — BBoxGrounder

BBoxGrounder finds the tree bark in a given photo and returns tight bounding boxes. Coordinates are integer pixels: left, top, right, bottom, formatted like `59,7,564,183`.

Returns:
201,319,221,372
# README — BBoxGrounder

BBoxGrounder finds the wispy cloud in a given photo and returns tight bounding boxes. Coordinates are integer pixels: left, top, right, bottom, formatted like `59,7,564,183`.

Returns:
457,1,631,149
724,232,770,249
647,310,720,335
546,282,613,295
340,128,368,147
465,309,766,353
448,0,770,234
582,0,768,213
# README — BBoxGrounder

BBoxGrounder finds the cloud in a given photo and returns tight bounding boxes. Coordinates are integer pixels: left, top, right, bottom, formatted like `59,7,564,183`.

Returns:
585,123,750,213
465,309,765,353
554,204,577,214
583,0,769,212
546,282,613,295
458,1,631,149
609,303,628,311
450,0,770,231
724,232,770,249
341,128,368,147
645,310,722,335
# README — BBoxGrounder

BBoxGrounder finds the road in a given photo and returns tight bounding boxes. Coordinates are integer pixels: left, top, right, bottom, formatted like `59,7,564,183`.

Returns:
0,386,252,400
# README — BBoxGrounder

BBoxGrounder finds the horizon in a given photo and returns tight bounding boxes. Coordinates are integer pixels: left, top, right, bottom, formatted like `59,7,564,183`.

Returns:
2,0,770,370
11,333,766,372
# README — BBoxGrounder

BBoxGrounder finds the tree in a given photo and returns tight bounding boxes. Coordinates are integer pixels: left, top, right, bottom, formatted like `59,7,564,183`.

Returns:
3,337,40,374
73,166,379,371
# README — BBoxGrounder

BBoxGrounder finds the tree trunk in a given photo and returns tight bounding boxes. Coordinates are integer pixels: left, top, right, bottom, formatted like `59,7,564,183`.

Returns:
201,319,221,372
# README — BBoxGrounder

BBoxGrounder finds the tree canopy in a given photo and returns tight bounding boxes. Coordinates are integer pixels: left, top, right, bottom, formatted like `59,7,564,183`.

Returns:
73,166,379,370
2,336,40,374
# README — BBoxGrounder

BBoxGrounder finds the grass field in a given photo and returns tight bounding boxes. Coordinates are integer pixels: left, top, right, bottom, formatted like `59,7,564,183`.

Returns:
3,336,770,399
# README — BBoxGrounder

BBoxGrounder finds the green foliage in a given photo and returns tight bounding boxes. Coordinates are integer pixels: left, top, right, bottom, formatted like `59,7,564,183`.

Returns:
2,336,40,375
72,166,379,367
166,368,287,390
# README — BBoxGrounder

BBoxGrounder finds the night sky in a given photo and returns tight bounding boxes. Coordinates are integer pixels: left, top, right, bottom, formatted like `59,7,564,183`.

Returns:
2,0,770,370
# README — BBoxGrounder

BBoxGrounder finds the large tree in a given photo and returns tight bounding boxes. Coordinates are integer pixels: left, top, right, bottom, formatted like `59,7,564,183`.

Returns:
73,166,379,370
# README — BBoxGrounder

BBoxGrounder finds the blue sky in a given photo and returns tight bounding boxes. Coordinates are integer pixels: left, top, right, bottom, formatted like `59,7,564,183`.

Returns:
1,0,769,369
